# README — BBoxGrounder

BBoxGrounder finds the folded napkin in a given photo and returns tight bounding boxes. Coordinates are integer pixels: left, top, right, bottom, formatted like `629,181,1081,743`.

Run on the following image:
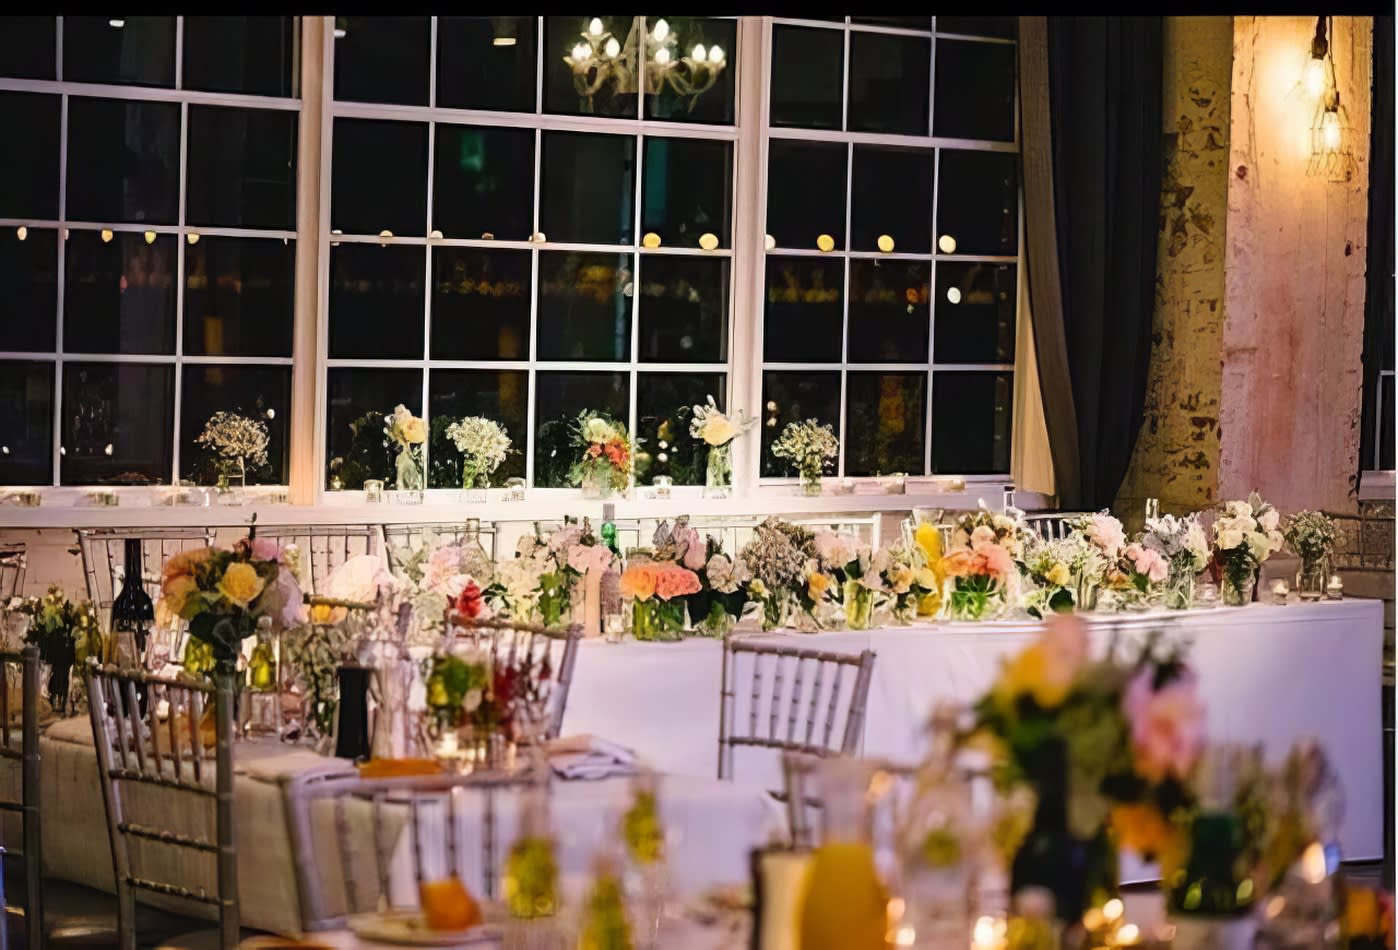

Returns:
545,733,639,781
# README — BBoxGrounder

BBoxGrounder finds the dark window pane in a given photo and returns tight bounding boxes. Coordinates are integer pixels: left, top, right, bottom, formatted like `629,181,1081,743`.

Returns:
767,140,846,251
934,40,1016,142
431,248,531,361
184,237,295,358
543,16,638,118
764,256,843,363
931,370,1012,473
635,371,725,485
61,362,174,486
180,365,290,485
638,254,728,363
644,17,736,125
332,118,427,236
537,251,632,362
934,262,1016,363
1381,375,1395,470
937,150,1018,256
328,243,425,360
0,17,55,80
63,16,175,87
770,25,843,129
0,93,59,219
183,16,298,97
847,260,930,362
0,362,53,485
433,124,534,241
0,228,58,352
936,17,1017,39
437,17,538,112
66,97,179,224
325,368,421,490
851,17,930,28
64,230,177,354
760,371,840,477
845,371,925,476
541,131,635,245
852,146,932,254
428,368,528,488
534,371,629,487
642,137,732,248
187,106,297,230
333,16,430,105
848,32,929,135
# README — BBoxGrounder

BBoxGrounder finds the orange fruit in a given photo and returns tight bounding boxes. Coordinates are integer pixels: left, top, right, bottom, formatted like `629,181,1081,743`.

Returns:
420,877,482,931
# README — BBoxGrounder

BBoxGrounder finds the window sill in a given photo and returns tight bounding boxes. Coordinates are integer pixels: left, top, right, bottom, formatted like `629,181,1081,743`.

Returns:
1359,470,1395,501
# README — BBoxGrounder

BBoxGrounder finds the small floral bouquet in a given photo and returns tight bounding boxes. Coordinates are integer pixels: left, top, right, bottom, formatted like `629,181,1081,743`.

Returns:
425,644,492,733
1020,533,1101,619
12,586,103,711
688,538,751,637
874,539,939,624
1076,511,1126,560
503,522,612,628
1211,492,1283,605
1098,540,1170,612
619,559,700,642
1141,513,1211,609
385,404,427,492
690,395,756,496
445,416,511,490
159,535,305,670
195,410,269,486
393,541,494,645
741,517,817,631
1283,510,1340,600
940,509,1024,620
569,411,632,497
812,528,880,629
771,419,839,495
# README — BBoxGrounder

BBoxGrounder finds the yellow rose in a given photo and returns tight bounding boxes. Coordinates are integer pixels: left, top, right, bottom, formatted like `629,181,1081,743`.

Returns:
401,416,427,444
1045,563,1071,587
995,642,1075,709
702,415,737,446
806,571,832,601
217,561,266,609
160,574,200,618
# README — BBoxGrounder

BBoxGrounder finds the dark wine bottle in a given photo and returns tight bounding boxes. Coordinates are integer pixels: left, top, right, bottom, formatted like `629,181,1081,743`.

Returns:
110,538,154,664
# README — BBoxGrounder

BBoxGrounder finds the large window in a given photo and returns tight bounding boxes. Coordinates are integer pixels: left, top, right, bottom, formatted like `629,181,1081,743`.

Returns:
0,16,300,487
760,16,1018,480
323,16,739,490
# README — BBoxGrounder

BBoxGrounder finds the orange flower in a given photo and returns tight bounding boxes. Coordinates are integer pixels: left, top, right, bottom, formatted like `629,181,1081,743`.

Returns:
620,564,658,601
940,549,975,578
654,564,701,600
1111,803,1184,878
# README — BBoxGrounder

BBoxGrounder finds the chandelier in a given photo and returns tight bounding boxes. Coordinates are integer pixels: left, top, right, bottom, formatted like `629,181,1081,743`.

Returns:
564,17,727,112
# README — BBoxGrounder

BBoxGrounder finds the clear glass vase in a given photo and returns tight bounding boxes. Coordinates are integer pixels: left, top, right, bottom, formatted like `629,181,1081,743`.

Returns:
631,599,686,642
215,458,246,506
704,442,733,499
1165,571,1196,610
843,580,875,630
394,445,424,502
1295,559,1327,601
1221,573,1255,607
580,465,617,500
460,466,489,504
799,470,823,497
759,592,791,632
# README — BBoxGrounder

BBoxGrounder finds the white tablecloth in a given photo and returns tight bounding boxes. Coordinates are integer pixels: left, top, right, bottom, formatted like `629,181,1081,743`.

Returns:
563,600,1386,864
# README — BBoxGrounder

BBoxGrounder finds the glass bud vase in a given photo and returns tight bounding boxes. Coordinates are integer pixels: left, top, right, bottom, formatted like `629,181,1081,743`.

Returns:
704,441,734,499
1220,570,1256,607
799,467,823,497
580,466,616,500
759,591,791,632
1165,570,1196,610
842,580,875,630
461,466,489,504
1295,559,1327,602
395,445,424,503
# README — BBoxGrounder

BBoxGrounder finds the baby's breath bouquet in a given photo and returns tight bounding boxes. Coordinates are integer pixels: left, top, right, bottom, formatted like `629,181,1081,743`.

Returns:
446,416,511,490
771,419,839,496
1283,510,1340,600
196,410,269,487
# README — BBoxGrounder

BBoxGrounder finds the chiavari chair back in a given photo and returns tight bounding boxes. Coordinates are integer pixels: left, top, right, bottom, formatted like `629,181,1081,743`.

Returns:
1023,512,1092,542
444,615,583,742
381,522,500,576
284,769,540,932
248,525,379,595
717,639,876,786
0,647,41,950
0,547,26,604
85,663,238,949
75,528,216,624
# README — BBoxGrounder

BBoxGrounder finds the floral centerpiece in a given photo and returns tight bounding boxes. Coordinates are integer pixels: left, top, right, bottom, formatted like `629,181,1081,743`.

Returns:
1072,511,1126,609
385,404,427,494
445,416,511,492
1141,513,1211,609
390,540,494,646
940,509,1027,620
159,535,305,671
741,517,816,631
501,522,607,628
195,410,269,490
813,528,879,630
11,587,102,712
1283,510,1340,600
652,518,745,637
875,539,939,624
619,560,700,642
1020,533,1101,619
689,395,756,498
1211,492,1283,606
1101,541,1170,611
569,411,632,498
771,419,839,496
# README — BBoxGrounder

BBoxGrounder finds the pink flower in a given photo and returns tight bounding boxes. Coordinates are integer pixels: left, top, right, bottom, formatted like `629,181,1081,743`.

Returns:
567,543,613,574
1085,514,1126,557
653,564,701,600
250,537,282,563
1127,544,1169,584
1123,669,1206,783
423,545,464,594
675,525,708,570
979,543,1015,579
970,525,999,552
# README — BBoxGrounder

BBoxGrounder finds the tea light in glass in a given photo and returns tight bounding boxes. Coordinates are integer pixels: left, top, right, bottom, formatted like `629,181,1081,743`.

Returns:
1326,574,1344,599
504,477,526,502
652,476,672,500
1270,578,1290,604
363,479,384,503
15,491,39,507
603,613,625,644
1194,580,1220,608
89,490,118,507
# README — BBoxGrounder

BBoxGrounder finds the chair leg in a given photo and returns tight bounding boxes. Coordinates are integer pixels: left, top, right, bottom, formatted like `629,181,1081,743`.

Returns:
116,883,136,950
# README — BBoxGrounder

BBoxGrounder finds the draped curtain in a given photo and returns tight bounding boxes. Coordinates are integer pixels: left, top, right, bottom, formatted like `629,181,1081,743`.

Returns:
1018,16,1163,510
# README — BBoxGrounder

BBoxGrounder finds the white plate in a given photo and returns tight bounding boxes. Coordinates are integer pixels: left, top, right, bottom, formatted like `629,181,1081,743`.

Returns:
347,911,502,947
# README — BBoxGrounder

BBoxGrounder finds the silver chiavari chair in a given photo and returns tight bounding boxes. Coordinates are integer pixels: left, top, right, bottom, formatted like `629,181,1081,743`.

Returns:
0,647,40,950
381,522,500,576
248,524,380,595
75,528,216,624
1023,512,1092,541
85,663,240,949
0,547,26,603
284,769,539,933
717,639,877,785
444,615,583,742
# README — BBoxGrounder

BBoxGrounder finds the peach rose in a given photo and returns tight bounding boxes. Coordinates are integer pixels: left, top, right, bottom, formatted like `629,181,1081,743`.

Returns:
979,544,1015,579
940,550,975,578
654,564,701,600
620,564,658,601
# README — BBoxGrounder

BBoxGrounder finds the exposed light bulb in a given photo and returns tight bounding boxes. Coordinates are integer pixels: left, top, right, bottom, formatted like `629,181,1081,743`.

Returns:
938,234,957,254
143,230,156,244
698,232,719,251
588,17,604,37
655,47,671,65
653,19,669,41
572,42,591,62
333,27,347,39
709,45,724,64
109,18,125,28
15,226,26,241
816,233,835,252
603,36,620,58
877,234,895,253
946,286,962,304
186,232,200,245
692,44,707,63
1304,56,1326,98
266,408,276,420
103,443,114,456
493,36,517,47
763,233,776,251
1321,109,1342,150
100,229,114,243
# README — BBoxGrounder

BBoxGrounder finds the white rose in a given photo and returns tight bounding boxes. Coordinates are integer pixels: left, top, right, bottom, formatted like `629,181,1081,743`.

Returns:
583,418,615,443
1216,528,1244,551
1245,531,1272,561
702,415,737,446
463,688,483,712
1258,508,1280,533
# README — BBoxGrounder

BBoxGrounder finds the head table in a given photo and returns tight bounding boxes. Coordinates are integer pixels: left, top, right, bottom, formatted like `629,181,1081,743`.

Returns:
12,598,1382,939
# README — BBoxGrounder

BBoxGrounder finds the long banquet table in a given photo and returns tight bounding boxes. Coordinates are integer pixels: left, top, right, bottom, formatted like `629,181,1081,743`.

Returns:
563,599,1386,866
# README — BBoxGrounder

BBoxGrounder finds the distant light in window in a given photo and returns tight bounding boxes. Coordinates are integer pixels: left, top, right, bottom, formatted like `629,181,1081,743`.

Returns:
15,226,26,241
143,230,156,245
333,27,347,39
938,234,957,254
692,44,708,63
764,234,775,251
187,232,200,245
429,229,443,240
877,234,895,253
530,232,547,243
104,444,114,456
1,446,8,455
709,46,725,64
101,229,114,244
642,232,662,248
652,19,669,42
698,233,719,251
493,36,517,47
604,37,621,59
766,401,777,411
266,409,276,420
655,47,671,66
378,229,394,241
946,286,962,304
588,18,604,37
816,234,835,252
109,18,125,28
572,42,591,63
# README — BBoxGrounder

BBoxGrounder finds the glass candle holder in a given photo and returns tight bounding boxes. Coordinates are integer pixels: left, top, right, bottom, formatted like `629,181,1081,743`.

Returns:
603,612,625,644
11,491,40,507
504,477,526,502
363,479,384,503
1325,574,1344,600
1270,578,1291,604
652,476,672,500
88,491,118,507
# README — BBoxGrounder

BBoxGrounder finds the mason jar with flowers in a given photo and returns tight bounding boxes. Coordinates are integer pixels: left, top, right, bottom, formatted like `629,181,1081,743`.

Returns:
740,517,816,632
690,395,755,499
1282,510,1339,601
385,404,427,496
688,543,750,637
620,561,700,641
813,528,880,630
940,512,1024,620
446,415,511,500
1141,513,1211,609
770,419,839,496
1211,493,1283,606
569,411,632,499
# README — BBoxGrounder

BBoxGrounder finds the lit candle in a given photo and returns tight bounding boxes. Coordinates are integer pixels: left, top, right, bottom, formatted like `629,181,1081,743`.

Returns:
364,479,384,503
1271,578,1291,603
971,915,1007,950
1326,574,1344,599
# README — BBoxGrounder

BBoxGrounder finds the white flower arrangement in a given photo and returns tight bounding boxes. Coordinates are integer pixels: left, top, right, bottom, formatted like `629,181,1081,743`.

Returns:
689,395,756,447
771,419,839,482
446,416,511,487
195,411,269,470
1142,513,1211,575
1076,511,1126,559
1213,492,1283,563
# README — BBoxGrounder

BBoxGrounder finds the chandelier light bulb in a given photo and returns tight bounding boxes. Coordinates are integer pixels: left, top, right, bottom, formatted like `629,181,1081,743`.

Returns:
1304,56,1326,98
109,18,125,28
143,230,156,245
588,17,604,37
653,19,669,42
100,229,114,243
709,45,724,64
938,234,957,254
655,47,671,65
15,226,26,241
572,42,591,62
1321,109,1342,149
693,44,707,63
604,36,621,58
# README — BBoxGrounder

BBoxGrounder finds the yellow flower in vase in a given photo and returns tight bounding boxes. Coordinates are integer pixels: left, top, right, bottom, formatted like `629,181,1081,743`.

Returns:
217,561,266,608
